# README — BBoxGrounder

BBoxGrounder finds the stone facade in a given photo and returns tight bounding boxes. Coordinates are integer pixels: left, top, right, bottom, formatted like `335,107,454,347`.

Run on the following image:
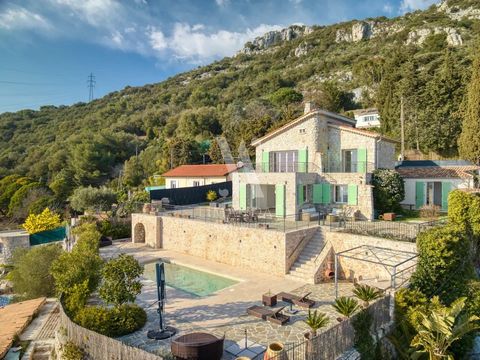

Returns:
0,230,30,264
131,213,318,276
314,230,417,284
233,109,396,220
131,213,162,249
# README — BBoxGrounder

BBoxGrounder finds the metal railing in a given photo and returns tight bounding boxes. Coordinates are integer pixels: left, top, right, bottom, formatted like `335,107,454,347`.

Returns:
160,204,325,232
248,161,322,174
330,218,447,242
245,161,376,174
325,161,376,174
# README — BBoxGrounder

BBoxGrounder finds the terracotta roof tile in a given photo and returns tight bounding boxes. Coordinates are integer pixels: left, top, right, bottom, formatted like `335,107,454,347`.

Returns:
0,297,46,358
162,164,238,178
396,166,479,179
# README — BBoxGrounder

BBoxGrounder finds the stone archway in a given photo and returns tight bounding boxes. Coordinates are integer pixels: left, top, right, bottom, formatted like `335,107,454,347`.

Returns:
133,223,146,244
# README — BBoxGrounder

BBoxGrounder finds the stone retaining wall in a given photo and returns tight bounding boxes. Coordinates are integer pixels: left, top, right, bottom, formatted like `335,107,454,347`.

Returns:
158,215,318,276
0,230,30,264
325,230,417,284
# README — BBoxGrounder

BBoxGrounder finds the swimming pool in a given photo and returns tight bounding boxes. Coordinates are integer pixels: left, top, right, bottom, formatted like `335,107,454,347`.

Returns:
143,261,238,297
0,295,11,307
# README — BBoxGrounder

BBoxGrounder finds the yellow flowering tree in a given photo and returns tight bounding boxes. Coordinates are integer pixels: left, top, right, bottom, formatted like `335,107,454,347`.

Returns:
22,208,61,234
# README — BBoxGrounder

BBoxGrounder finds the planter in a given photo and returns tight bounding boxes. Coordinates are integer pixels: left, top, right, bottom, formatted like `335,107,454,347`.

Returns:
264,342,285,360
383,212,396,221
262,293,277,307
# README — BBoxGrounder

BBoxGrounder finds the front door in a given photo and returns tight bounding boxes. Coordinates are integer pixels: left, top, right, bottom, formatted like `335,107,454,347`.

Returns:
426,182,442,207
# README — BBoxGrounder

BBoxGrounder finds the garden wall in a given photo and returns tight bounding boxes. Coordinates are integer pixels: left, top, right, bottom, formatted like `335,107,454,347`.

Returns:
58,304,162,360
326,230,417,284
158,215,318,276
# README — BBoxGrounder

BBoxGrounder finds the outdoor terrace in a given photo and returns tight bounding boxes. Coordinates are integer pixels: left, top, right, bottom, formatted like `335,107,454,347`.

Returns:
101,242,375,360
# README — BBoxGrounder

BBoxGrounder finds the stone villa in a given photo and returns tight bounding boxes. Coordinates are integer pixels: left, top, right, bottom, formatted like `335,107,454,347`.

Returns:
232,103,398,220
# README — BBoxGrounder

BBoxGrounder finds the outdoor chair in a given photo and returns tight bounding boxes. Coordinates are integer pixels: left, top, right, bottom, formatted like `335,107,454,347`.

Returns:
277,291,315,308
171,332,224,360
247,305,290,325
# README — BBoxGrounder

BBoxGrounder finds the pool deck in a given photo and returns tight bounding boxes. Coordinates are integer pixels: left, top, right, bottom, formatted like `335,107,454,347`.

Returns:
101,241,355,359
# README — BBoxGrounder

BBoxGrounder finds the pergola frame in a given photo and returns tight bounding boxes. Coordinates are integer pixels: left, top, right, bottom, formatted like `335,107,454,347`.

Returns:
334,245,418,298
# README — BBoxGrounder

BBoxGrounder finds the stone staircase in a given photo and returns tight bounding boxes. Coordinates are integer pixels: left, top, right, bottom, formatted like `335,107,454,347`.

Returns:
286,229,330,284
30,343,54,360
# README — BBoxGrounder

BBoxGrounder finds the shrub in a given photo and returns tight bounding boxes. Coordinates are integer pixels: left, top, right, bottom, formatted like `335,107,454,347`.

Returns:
353,284,383,308
304,310,329,336
410,226,475,304
69,186,117,213
206,190,217,202
419,204,441,219
99,254,143,307
332,296,359,319
351,309,377,359
10,244,62,299
98,219,130,240
51,223,103,298
64,280,91,315
74,304,147,337
61,341,85,360
22,208,61,234
371,169,405,215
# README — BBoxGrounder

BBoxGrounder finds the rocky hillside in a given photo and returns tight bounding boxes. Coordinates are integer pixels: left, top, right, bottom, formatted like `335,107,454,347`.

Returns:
0,0,479,191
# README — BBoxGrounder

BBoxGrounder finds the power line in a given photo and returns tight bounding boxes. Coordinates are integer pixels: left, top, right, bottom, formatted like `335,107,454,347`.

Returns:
87,73,96,102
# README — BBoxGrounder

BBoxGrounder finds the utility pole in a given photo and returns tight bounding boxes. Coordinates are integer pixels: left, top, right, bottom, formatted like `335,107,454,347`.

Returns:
400,96,405,160
87,73,96,102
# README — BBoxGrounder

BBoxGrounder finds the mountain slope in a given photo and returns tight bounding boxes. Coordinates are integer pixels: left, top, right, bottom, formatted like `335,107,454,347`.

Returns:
0,0,479,190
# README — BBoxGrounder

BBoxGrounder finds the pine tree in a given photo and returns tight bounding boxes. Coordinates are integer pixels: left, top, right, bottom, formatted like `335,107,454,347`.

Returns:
459,48,480,164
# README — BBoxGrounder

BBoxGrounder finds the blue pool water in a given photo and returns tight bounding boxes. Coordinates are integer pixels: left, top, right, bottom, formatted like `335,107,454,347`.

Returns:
143,261,238,297
0,295,11,307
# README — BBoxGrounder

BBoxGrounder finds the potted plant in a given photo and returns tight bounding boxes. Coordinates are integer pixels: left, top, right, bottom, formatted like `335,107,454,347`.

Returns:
304,310,329,338
353,284,382,308
303,310,329,359
264,342,285,360
207,190,218,206
332,296,359,322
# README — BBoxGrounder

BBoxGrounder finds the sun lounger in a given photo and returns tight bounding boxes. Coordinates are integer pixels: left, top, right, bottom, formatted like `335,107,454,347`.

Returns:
277,291,315,308
247,305,290,325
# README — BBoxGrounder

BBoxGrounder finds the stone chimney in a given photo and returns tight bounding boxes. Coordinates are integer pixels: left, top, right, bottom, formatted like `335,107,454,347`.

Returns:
304,101,316,114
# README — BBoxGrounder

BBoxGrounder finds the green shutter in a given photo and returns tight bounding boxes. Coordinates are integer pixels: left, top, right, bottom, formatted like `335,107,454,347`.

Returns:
357,148,367,173
321,183,331,204
347,185,358,205
298,148,308,172
415,182,424,209
313,184,323,204
262,151,269,172
441,182,452,211
297,185,304,205
275,184,285,217
239,183,247,210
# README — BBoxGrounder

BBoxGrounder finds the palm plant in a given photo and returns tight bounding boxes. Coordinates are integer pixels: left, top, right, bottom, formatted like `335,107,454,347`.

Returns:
410,297,480,360
353,284,383,308
304,310,329,337
332,296,359,320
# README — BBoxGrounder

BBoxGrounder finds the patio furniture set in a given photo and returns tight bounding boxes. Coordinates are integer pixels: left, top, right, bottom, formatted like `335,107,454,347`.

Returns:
247,291,315,326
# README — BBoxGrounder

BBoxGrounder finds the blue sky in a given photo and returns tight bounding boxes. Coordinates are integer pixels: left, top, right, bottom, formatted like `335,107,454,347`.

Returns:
0,0,440,113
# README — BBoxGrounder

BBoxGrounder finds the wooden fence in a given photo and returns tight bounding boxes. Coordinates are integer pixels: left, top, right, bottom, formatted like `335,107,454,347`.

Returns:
59,304,163,360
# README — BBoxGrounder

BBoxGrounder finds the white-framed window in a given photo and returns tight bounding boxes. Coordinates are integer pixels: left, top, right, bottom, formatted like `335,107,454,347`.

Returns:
193,181,200,187
334,185,348,204
170,180,177,188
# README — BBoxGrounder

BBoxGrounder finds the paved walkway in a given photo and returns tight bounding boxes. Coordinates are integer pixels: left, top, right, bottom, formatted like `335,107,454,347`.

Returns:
103,242,354,359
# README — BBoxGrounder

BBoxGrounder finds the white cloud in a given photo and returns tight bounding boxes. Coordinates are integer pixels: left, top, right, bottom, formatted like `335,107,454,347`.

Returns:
148,23,282,62
383,3,393,14
399,0,439,13
215,0,229,7
51,0,123,28
0,6,52,31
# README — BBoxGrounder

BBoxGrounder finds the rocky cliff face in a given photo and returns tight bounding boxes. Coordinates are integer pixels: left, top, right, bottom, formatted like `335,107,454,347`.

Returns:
438,0,480,20
239,25,313,54
406,27,463,46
